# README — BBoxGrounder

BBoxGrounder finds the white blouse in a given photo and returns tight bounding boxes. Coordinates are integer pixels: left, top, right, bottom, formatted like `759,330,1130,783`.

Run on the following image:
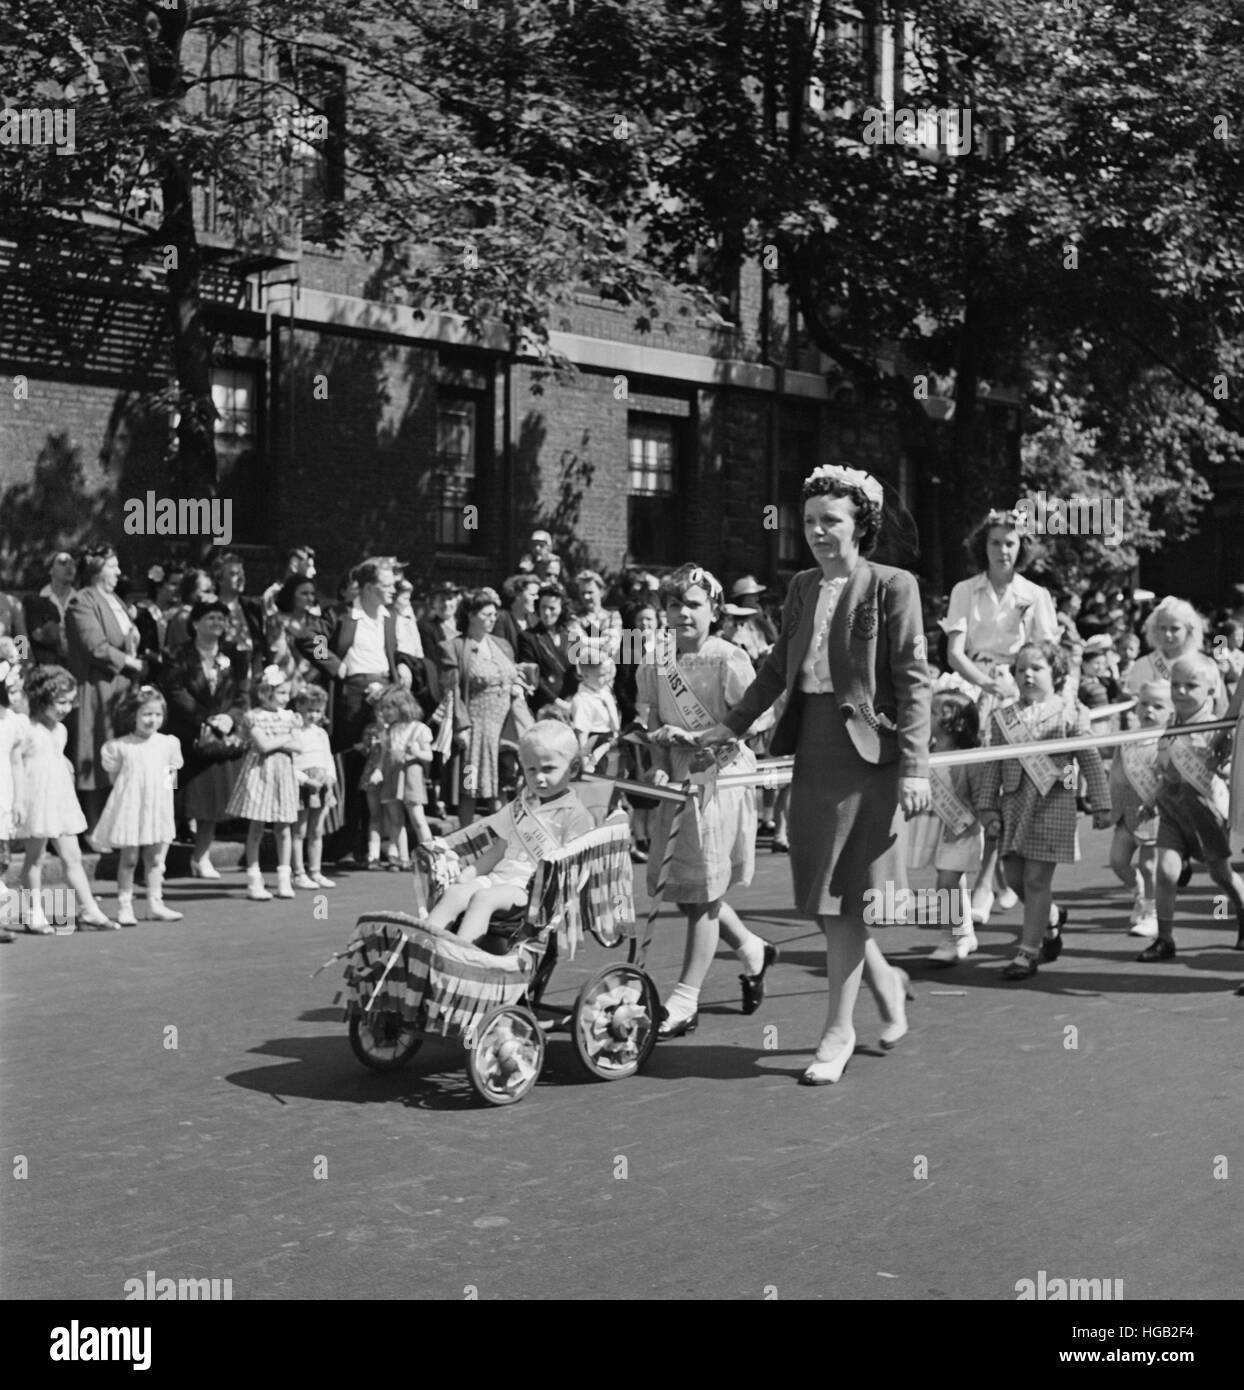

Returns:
799,576,848,694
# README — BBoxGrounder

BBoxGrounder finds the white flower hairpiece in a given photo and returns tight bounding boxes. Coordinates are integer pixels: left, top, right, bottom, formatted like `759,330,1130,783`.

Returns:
260,663,288,688
806,464,885,507
932,671,979,701
147,564,165,584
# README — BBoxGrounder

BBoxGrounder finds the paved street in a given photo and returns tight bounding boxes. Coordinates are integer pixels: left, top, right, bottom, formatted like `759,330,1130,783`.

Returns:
2,825,1240,1301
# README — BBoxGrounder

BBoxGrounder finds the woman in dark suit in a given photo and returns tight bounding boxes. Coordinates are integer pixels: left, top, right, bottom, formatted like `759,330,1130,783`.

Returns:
518,582,578,714
703,465,932,1084
162,600,251,878
65,545,144,823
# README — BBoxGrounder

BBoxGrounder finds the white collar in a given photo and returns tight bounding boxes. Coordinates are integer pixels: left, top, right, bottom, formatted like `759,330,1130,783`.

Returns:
351,601,389,622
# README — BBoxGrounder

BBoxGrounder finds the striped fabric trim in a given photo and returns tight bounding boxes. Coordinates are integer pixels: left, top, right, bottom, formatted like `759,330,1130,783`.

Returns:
342,914,534,1042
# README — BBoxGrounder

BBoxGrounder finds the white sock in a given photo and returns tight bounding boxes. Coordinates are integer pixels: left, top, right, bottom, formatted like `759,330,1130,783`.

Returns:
735,932,766,976
664,982,700,1024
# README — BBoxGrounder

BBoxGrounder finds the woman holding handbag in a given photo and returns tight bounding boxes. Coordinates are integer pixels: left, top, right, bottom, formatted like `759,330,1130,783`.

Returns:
452,587,531,826
162,600,251,878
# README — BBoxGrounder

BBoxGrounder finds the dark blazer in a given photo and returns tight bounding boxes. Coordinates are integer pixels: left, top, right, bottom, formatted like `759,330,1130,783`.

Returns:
162,641,251,761
519,622,577,712
294,607,399,684
725,562,932,777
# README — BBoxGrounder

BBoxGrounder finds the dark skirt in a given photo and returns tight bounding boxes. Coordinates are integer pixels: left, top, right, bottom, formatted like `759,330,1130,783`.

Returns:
789,694,907,920
182,756,243,822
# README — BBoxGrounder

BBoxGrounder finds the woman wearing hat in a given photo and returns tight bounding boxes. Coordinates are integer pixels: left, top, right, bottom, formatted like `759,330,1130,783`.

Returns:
162,600,251,878
65,545,145,825
700,464,932,1084
942,508,1060,925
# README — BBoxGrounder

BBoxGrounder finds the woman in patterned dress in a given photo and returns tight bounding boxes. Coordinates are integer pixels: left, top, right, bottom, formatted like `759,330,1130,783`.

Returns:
452,588,528,826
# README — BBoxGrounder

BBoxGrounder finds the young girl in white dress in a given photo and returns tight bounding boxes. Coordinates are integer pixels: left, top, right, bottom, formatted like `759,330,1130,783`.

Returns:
225,666,300,901
0,649,30,940
907,679,987,966
290,685,338,890
17,666,118,932
638,564,776,1037
91,686,185,924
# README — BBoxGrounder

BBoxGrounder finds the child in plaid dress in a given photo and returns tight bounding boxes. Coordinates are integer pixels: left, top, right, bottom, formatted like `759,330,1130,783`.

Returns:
977,641,1111,980
1139,652,1244,964
226,666,300,901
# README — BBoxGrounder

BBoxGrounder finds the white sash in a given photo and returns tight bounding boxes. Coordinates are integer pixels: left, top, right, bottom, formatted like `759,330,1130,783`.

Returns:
659,641,740,775
929,769,976,836
510,793,561,862
1120,740,1161,806
1150,653,1171,680
995,704,1060,796
1168,736,1220,802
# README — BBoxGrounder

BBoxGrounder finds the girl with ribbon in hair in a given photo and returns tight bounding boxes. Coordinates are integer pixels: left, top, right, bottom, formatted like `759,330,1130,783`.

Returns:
225,665,301,901
698,464,931,1083
942,508,1061,928
638,564,777,1038
976,641,1112,980
910,674,987,966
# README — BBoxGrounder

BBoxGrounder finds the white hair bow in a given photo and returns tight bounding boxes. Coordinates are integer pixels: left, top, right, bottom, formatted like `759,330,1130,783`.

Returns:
806,464,885,507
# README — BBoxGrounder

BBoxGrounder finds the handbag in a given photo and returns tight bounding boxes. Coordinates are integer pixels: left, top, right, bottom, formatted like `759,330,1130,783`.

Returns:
195,722,246,762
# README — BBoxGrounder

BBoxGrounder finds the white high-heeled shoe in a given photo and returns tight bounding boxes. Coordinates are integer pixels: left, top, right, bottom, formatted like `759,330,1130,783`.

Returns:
190,855,221,880
800,1029,856,1086
879,967,915,1049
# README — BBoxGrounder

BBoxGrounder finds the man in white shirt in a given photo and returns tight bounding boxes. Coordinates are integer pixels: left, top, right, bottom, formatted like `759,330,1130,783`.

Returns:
26,550,77,664
299,557,399,864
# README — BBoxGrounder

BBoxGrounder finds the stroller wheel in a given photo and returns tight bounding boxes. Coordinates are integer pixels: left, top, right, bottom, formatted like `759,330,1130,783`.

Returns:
569,965,660,1081
467,1005,545,1105
348,1011,423,1072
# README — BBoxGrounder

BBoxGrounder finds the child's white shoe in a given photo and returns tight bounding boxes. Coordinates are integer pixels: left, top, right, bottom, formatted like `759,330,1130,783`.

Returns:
1129,900,1159,937
929,928,978,965
274,867,296,900
311,872,336,888
246,867,273,902
293,872,318,890
116,891,139,927
146,870,183,922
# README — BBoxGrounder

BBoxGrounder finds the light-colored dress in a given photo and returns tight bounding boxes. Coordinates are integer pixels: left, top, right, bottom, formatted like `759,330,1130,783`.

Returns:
906,762,986,873
90,733,183,849
0,708,30,840
19,720,87,838
380,719,433,806
637,635,757,902
226,709,299,823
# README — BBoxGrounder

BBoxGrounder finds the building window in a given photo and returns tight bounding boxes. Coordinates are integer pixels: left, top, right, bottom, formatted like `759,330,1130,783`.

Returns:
276,47,347,246
435,395,479,549
211,363,265,542
628,414,680,565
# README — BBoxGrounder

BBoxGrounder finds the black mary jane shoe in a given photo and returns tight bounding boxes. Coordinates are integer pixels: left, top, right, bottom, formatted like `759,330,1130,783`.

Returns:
1137,937,1176,963
1039,906,1068,963
657,1007,699,1040
740,941,779,1015
1001,955,1038,981
770,838,789,855
1233,931,1244,952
